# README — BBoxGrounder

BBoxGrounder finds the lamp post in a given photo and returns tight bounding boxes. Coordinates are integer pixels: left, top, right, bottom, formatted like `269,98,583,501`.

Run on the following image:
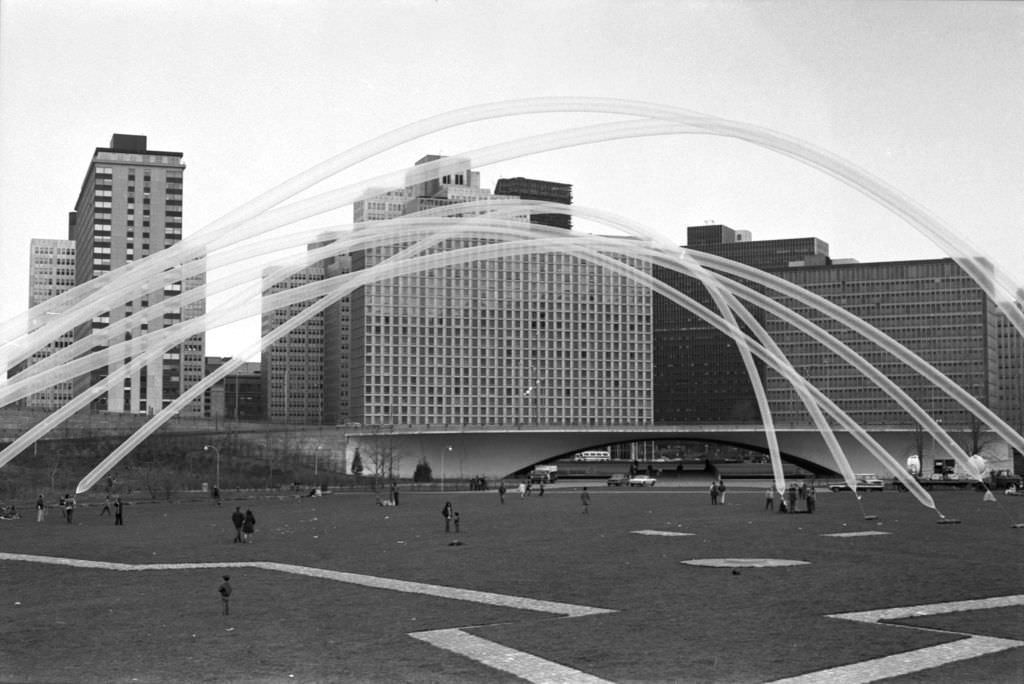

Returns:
203,445,220,490
444,445,450,492
315,445,323,480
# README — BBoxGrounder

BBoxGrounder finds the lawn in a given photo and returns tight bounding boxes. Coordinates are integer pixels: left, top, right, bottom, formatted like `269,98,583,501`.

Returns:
1,485,1022,683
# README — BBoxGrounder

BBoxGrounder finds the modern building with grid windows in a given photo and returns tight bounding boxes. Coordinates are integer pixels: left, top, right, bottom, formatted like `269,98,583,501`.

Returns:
343,156,652,429
654,224,1022,449
261,260,326,424
12,239,78,409
262,156,653,428
764,257,1023,434
653,224,832,423
67,134,206,415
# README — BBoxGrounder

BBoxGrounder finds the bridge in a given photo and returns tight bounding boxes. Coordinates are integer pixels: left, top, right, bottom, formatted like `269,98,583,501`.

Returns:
2,406,1010,482
330,423,1013,481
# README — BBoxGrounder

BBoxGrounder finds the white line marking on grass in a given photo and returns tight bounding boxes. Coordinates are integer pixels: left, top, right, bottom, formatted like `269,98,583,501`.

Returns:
410,628,613,684
2,551,616,681
0,552,612,618
251,561,613,617
822,531,891,537
632,529,694,536
682,558,809,568
770,594,1024,684
830,594,1024,622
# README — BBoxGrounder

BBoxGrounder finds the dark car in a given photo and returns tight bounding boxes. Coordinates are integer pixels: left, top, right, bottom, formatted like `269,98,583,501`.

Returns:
606,473,629,487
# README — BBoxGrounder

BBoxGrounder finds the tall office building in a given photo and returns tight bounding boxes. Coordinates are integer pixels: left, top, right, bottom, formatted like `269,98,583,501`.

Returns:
652,223,1021,446
16,239,78,409
261,260,326,424
653,224,830,423
204,357,263,421
765,257,1022,433
68,134,205,415
314,156,651,428
493,177,573,230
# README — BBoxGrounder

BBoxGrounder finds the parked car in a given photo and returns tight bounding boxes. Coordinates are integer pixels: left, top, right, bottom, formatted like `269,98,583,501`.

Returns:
628,474,657,487
829,474,885,492
606,473,629,487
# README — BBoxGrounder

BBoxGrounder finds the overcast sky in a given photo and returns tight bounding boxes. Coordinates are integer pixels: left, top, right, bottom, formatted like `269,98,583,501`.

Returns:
1,0,1021,357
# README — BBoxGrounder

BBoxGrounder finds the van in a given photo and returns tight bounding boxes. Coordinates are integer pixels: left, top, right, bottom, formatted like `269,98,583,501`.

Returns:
530,464,558,483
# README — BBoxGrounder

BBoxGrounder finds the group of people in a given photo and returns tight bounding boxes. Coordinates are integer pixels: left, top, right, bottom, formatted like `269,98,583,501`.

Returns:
31,493,125,524
31,493,124,524
766,482,816,513
230,506,257,543
441,501,460,532
514,480,545,499
708,478,728,505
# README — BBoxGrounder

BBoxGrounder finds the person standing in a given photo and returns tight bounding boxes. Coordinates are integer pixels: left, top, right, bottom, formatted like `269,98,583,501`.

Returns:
114,497,124,525
64,495,75,524
454,511,461,533
100,496,112,517
36,494,45,523
242,509,255,543
212,486,221,507
390,482,399,506
806,485,816,514
231,507,244,543
718,478,727,504
764,487,774,511
786,485,797,514
709,481,718,505
442,501,453,532
498,482,506,504
218,575,232,615
580,487,591,514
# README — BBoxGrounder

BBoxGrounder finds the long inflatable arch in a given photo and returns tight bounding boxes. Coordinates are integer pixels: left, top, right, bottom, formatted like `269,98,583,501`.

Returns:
0,98,1020,518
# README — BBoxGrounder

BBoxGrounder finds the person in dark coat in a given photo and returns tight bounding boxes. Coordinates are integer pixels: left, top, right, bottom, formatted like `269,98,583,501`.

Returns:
114,496,124,525
218,575,232,615
231,507,244,543
242,509,255,543
442,501,453,532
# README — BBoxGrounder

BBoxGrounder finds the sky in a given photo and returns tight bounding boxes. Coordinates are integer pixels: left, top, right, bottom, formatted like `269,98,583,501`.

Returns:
1,0,1022,358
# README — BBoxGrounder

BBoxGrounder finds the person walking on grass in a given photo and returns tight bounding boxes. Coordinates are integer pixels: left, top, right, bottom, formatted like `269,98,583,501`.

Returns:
442,501,454,532
498,481,506,504
36,494,45,523
218,575,232,615
113,496,124,525
100,495,112,517
231,507,244,543
765,487,774,511
580,487,591,514
242,509,256,543
64,495,75,524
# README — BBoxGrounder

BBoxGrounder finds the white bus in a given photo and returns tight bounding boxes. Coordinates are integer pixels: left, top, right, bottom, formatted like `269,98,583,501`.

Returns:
573,450,611,462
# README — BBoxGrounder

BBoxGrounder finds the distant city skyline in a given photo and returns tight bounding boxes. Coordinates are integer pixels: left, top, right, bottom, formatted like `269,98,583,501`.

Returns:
2,1,1021,359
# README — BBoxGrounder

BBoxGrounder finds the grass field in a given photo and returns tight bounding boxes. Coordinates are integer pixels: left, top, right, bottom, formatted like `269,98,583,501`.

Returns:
1,484,1022,683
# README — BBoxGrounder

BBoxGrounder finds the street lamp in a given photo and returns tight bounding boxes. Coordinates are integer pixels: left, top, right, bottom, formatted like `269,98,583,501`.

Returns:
203,445,220,490
444,445,451,492
315,445,323,480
